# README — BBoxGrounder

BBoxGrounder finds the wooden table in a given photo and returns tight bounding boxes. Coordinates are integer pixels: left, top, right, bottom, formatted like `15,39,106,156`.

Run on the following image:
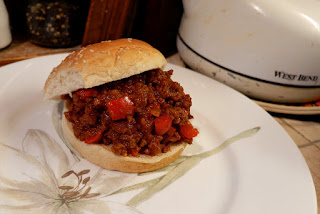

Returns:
167,54,320,213
0,39,80,67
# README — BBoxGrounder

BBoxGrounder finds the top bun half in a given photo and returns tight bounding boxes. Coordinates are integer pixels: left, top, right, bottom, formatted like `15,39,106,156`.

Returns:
44,38,167,100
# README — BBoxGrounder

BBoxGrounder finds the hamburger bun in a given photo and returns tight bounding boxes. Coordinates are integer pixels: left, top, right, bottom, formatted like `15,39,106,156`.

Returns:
44,38,167,100
45,38,191,173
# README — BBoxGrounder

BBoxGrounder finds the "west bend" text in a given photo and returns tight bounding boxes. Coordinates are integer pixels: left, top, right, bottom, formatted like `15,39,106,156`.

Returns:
274,71,318,83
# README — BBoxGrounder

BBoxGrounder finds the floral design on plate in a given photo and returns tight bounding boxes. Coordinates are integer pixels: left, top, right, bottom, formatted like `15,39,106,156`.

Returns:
0,129,140,214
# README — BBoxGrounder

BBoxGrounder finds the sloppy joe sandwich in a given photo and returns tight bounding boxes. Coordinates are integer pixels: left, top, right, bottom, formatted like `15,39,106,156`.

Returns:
44,38,198,173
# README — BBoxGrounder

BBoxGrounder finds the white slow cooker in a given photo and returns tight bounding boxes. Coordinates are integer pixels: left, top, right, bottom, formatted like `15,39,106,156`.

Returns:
177,0,320,103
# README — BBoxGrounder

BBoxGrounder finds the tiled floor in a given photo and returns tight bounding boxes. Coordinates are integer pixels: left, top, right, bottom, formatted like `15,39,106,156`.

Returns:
168,53,320,213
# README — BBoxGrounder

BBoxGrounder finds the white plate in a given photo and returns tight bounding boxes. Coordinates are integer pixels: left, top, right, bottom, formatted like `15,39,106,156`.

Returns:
0,54,316,214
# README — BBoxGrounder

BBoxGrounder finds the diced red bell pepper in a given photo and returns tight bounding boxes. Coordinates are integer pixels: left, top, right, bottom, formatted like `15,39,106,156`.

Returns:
76,88,98,99
106,96,135,120
85,131,102,144
154,115,172,135
180,123,199,139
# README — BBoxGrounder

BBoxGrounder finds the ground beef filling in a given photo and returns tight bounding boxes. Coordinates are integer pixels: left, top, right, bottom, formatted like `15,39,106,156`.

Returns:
62,69,197,157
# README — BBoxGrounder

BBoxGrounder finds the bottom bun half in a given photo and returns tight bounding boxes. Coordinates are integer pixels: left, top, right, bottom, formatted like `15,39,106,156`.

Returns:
62,105,187,173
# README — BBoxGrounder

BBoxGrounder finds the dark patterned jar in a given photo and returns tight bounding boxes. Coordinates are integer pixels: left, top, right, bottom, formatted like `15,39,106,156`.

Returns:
26,0,88,47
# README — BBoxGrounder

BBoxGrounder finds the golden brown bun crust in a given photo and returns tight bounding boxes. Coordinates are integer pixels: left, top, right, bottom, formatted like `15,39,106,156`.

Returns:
62,105,186,173
44,38,167,100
